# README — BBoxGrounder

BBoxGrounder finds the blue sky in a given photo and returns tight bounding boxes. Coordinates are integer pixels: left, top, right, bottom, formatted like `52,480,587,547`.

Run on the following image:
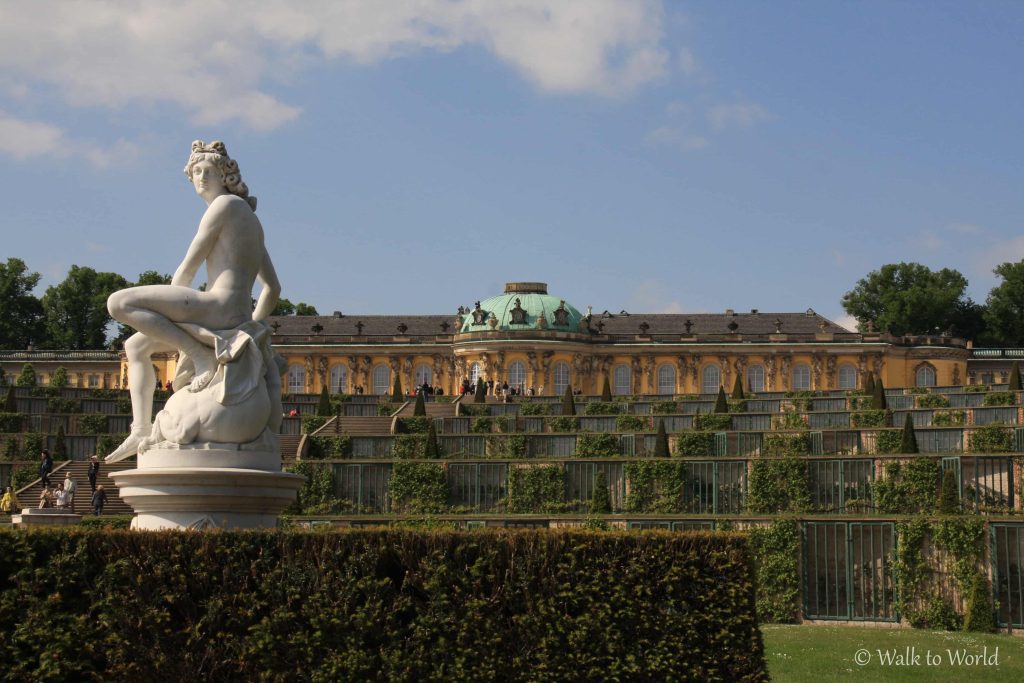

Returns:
1,1,1022,331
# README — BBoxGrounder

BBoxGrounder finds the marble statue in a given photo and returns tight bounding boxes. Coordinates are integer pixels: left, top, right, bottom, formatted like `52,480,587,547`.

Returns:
105,140,284,461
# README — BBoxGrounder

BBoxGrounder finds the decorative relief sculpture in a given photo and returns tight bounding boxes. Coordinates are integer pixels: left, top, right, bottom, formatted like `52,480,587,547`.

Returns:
765,354,776,391
780,354,792,389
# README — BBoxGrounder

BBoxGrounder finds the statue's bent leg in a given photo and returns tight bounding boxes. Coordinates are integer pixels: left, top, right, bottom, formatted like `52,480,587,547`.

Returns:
106,333,175,462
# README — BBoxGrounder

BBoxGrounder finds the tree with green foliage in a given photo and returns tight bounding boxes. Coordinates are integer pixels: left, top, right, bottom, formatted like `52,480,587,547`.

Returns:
316,386,332,416
601,376,612,402
424,420,441,459
713,386,728,413
50,366,68,389
0,257,44,349
4,385,16,412
937,469,960,514
900,412,919,453
271,298,320,316
871,373,888,410
963,573,996,633
1010,361,1022,392
841,262,972,336
40,265,128,349
653,419,670,457
413,391,426,417
561,384,575,417
589,470,611,514
15,363,36,387
983,260,1024,346
731,373,744,400
474,377,486,404
391,375,403,403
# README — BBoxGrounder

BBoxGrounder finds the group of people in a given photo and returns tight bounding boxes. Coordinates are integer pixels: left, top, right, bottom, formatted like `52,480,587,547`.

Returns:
459,378,540,400
18,450,107,516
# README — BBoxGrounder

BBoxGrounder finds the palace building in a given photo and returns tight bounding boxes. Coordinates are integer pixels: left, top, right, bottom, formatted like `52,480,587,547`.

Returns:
268,281,970,397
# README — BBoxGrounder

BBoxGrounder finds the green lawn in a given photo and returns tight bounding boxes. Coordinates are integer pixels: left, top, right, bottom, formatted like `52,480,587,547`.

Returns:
763,624,1024,682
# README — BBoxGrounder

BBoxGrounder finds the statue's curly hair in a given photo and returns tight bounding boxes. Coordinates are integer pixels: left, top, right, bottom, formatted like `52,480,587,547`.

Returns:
184,140,256,210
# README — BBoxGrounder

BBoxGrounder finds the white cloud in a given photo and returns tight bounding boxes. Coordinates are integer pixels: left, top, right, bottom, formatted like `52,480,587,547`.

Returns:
0,111,140,167
921,230,944,251
951,223,983,235
676,47,698,77
972,236,1024,275
644,125,708,151
707,102,770,130
628,279,687,312
0,0,672,131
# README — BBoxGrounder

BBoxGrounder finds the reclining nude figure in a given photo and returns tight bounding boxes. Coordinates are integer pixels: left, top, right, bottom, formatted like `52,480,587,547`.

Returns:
105,140,282,462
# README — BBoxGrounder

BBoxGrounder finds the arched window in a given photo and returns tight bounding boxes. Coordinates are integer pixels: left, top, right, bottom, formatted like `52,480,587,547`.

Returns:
792,364,811,390
329,364,349,394
470,362,482,385
838,364,858,390
414,364,432,388
287,364,306,393
657,364,676,395
552,361,570,396
915,365,936,387
701,365,721,394
747,365,765,393
613,364,631,395
508,361,526,391
372,364,391,395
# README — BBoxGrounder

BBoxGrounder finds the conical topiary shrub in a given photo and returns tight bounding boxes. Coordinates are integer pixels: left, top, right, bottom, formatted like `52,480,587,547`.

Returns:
561,384,576,417
864,372,875,395
937,468,960,514
317,385,332,417
474,377,486,403
391,375,403,403
53,425,66,460
413,391,426,416
424,420,441,459
900,412,919,454
731,373,744,400
963,573,996,633
713,386,728,414
4,385,16,413
1010,361,1022,392
589,470,611,514
601,376,612,402
871,373,888,410
653,419,670,457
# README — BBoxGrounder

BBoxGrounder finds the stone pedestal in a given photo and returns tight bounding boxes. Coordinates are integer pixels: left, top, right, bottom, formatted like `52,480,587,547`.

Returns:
110,448,303,530
13,508,83,526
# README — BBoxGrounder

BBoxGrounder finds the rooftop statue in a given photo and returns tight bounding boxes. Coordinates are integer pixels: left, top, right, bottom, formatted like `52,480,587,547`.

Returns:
106,140,284,461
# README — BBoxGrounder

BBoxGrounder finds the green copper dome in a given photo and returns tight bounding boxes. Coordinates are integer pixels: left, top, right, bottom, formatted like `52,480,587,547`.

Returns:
459,283,584,333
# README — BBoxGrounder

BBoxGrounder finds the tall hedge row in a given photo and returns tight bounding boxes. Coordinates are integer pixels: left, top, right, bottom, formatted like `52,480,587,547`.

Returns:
0,529,767,682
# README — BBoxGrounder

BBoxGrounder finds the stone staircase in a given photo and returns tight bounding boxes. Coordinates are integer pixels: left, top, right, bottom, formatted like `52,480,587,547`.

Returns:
16,459,136,516
331,416,395,436
279,434,303,464
395,401,458,419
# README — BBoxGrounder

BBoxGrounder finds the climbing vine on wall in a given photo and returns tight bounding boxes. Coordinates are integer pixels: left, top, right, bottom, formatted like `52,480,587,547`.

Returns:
507,465,566,513
747,520,801,623
747,458,809,514
389,462,447,513
623,461,686,513
873,457,939,514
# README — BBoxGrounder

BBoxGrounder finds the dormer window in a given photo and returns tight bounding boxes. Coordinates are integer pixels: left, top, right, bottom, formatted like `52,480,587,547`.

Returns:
553,300,570,326
510,298,527,324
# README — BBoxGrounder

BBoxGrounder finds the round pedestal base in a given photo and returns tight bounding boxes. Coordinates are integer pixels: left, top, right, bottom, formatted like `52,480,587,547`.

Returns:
109,448,304,530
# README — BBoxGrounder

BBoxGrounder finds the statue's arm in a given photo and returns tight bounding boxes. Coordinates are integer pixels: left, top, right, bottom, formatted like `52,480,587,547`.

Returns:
252,246,281,321
171,204,226,287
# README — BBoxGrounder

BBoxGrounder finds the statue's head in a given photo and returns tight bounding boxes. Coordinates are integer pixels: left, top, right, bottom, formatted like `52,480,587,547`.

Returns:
184,140,256,209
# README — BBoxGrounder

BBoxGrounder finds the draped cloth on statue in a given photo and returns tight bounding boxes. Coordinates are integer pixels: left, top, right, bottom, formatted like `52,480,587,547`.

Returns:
171,320,277,405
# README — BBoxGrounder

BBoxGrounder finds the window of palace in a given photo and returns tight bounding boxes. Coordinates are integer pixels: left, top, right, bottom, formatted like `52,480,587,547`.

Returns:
838,364,858,390
508,361,526,391
915,365,936,387
614,364,631,395
657,364,676,395
330,364,348,394
747,365,765,393
287,364,306,393
553,361,570,395
372,365,390,395
414,364,433,387
701,365,720,394
792,364,811,391
88,374,100,387
470,362,482,385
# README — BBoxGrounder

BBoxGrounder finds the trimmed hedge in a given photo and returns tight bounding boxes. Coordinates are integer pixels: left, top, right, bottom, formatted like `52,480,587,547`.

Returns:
0,529,768,681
